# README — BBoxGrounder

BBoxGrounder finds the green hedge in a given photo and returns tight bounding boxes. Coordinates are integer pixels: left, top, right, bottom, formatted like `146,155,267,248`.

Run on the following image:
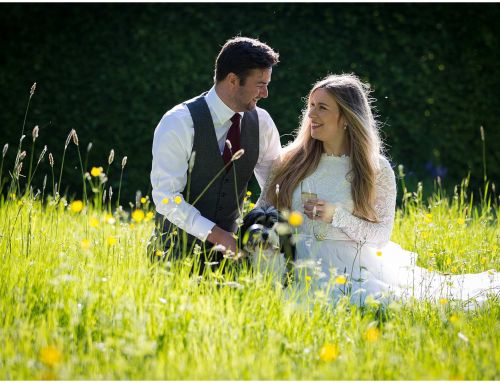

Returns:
0,4,498,203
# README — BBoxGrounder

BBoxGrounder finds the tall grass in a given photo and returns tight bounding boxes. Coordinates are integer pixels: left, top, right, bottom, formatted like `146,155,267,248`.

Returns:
0,84,498,379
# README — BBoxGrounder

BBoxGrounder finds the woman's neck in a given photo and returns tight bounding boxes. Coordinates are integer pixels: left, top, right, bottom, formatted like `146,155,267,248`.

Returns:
323,138,349,157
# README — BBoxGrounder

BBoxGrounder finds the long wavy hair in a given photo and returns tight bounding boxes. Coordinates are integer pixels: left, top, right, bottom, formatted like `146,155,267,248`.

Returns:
265,73,384,222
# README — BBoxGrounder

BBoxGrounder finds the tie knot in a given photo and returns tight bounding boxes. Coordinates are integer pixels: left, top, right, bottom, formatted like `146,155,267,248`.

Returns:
231,113,241,124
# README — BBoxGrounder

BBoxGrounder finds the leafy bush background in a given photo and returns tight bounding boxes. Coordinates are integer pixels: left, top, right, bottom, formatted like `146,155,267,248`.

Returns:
0,3,498,202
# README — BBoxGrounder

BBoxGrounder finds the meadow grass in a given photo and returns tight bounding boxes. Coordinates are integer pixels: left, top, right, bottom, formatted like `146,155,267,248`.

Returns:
0,85,498,379
0,178,499,380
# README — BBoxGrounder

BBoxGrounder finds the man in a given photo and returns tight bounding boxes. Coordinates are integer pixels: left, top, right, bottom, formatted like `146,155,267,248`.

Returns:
149,37,281,270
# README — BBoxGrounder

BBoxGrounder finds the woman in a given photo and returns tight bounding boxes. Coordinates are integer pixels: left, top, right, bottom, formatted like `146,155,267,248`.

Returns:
257,73,498,308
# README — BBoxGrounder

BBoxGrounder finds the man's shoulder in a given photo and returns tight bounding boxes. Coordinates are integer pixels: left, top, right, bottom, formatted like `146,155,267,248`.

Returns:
253,106,275,127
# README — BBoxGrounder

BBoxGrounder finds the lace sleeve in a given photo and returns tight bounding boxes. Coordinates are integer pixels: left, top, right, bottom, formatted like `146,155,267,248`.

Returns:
331,158,396,245
255,159,279,208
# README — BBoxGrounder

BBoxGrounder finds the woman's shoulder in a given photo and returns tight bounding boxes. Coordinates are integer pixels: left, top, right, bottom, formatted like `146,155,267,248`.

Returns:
377,155,395,176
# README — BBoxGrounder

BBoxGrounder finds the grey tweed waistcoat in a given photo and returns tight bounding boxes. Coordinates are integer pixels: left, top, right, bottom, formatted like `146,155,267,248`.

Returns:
154,93,259,254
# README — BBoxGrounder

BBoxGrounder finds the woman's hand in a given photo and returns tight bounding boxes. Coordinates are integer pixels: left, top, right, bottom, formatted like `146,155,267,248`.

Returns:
303,198,337,224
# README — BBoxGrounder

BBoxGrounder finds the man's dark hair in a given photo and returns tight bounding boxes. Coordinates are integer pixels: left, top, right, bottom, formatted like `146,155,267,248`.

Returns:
214,37,279,85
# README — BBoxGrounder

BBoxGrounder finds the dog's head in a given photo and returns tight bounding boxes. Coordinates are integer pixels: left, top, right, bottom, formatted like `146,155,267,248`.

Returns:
241,205,281,252
240,205,295,261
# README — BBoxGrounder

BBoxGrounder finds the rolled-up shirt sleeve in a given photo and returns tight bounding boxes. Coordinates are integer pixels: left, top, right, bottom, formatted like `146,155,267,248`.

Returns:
151,107,216,241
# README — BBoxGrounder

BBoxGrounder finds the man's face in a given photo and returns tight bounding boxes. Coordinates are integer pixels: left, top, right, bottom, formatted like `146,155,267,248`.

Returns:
233,68,272,111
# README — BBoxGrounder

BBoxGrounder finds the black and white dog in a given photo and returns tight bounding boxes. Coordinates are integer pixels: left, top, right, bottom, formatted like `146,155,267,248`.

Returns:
240,205,296,282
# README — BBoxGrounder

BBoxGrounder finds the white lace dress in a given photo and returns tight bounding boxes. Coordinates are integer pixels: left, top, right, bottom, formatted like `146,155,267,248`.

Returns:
257,154,499,309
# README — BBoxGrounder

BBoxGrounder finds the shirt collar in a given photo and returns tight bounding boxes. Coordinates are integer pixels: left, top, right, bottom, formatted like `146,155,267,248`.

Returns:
205,86,243,127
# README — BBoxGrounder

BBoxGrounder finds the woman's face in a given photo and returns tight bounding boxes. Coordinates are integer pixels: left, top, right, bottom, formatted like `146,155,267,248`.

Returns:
307,88,345,145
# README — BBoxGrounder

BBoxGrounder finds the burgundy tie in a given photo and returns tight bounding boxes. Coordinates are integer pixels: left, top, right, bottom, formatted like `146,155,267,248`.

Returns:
222,113,241,167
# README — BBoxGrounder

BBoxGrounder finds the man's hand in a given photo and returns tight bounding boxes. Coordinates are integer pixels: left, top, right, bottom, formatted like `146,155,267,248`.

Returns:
206,225,238,254
303,198,337,224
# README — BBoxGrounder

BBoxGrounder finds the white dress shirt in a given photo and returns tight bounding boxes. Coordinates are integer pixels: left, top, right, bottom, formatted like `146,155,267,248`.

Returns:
151,86,282,241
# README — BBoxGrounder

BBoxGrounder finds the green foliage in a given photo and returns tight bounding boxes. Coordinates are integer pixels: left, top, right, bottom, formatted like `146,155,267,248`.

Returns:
0,4,499,201
0,179,499,379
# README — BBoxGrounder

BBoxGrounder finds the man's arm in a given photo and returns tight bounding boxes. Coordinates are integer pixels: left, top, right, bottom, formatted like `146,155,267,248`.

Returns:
253,108,282,189
151,107,239,253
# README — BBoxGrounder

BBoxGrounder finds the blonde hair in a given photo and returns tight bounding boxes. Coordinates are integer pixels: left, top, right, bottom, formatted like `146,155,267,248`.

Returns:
266,73,384,222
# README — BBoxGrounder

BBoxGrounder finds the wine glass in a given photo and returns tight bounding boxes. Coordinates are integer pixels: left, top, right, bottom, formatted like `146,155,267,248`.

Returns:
300,179,327,241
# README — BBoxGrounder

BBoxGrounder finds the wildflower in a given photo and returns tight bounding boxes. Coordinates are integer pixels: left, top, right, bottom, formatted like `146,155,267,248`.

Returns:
421,231,429,239
108,149,115,165
305,275,312,283
480,257,487,265
105,213,116,225
162,197,169,204
40,345,61,367
398,164,405,177
19,150,27,161
81,239,91,250
248,202,255,209
445,257,452,265
72,130,79,146
49,153,54,167
90,167,103,177
121,156,128,168
364,327,380,343
140,197,147,204
246,191,252,196
288,211,303,227
32,125,39,142
424,213,433,223
439,298,448,305
231,148,245,161
65,129,74,149
130,223,135,229
87,142,93,152
89,217,99,228
449,314,459,324
335,275,347,284
2,143,7,158
457,332,469,343
38,145,47,163
155,250,164,258
319,344,339,362
174,196,182,205
275,184,280,195
145,211,154,221
225,139,232,151
376,250,383,257
30,82,36,97
457,218,465,225
132,209,145,222
106,236,117,246
70,200,83,213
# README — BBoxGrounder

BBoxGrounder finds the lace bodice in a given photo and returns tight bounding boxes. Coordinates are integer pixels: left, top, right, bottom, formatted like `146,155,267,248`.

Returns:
257,154,397,245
